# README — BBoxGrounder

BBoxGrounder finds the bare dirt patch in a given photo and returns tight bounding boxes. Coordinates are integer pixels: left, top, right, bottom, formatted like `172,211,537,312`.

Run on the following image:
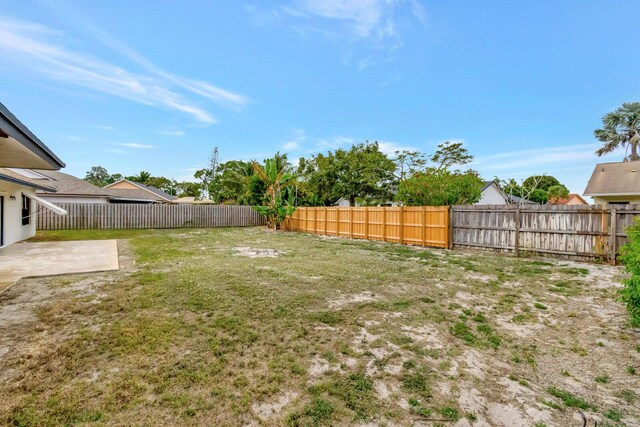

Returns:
233,246,284,258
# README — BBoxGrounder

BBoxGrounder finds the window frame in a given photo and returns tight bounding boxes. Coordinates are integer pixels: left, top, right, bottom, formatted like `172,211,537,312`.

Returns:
21,194,31,226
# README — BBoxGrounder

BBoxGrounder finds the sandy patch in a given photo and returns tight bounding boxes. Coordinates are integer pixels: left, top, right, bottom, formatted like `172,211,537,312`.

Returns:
233,247,284,258
400,324,446,348
328,292,379,309
252,391,299,420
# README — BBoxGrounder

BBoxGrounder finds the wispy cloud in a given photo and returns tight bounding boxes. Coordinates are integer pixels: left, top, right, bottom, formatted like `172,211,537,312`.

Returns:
0,16,248,124
117,142,154,149
158,130,185,137
250,0,426,58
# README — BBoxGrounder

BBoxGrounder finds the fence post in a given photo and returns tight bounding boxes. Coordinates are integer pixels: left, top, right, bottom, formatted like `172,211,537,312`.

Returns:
365,207,369,239
448,206,453,250
382,207,387,242
421,206,427,247
314,207,318,234
336,208,340,237
610,207,617,265
514,207,521,257
350,207,354,239
324,208,328,235
399,205,404,244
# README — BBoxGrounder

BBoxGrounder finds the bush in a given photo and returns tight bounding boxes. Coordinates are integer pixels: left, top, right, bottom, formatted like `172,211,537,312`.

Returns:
619,219,640,326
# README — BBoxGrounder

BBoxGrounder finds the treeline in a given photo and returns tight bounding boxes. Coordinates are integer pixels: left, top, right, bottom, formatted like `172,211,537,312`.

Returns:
83,141,569,228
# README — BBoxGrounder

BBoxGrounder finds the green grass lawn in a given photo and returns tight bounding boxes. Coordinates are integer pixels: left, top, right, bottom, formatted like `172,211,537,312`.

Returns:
1,227,638,426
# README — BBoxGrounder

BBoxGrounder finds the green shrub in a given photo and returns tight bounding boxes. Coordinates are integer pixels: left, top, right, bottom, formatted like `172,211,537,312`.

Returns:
619,219,640,326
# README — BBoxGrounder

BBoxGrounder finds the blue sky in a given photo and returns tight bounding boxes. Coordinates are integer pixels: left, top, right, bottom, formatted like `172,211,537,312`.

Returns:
1,1,639,194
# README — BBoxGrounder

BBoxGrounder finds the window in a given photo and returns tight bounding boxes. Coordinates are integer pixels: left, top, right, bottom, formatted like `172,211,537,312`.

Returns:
21,194,31,225
609,201,630,206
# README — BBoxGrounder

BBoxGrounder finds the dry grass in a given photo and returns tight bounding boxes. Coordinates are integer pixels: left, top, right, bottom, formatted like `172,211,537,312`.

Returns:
0,227,638,426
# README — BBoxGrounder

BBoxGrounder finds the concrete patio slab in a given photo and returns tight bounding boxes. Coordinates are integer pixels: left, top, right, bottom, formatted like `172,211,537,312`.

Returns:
0,240,119,286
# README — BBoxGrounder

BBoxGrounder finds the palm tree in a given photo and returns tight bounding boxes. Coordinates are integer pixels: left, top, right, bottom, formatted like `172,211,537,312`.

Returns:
252,156,295,228
595,102,640,161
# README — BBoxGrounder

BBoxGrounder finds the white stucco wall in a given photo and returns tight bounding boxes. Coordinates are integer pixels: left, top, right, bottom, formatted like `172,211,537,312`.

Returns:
37,195,110,204
476,184,508,205
0,181,37,247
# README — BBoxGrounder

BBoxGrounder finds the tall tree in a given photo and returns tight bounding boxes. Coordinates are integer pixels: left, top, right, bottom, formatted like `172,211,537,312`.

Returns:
127,171,152,183
595,102,640,161
547,184,570,204
397,141,482,206
252,155,295,228
84,166,110,187
298,142,396,206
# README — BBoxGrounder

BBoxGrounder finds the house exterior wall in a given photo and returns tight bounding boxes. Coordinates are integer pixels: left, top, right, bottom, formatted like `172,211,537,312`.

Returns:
0,181,37,247
476,185,508,205
566,197,588,206
592,195,640,206
108,180,139,190
37,195,110,204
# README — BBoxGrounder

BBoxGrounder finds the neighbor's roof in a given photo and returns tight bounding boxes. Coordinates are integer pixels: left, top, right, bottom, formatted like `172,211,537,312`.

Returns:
0,167,56,191
481,181,498,191
26,170,112,197
170,196,215,204
105,179,177,202
550,193,589,205
584,161,640,196
0,102,65,169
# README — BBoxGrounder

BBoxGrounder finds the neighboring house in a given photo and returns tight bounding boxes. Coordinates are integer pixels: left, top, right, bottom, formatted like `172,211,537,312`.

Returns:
6,169,112,204
584,161,640,206
170,197,215,205
104,179,178,203
0,102,66,247
476,181,536,205
548,193,589,206
477,181,509,205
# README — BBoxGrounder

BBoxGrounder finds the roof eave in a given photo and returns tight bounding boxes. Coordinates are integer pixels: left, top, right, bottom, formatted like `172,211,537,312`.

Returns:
0,103,65,169
0,173,57,191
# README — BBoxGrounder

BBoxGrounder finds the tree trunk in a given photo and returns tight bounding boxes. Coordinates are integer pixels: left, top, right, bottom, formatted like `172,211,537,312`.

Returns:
349,195,356,206
632,142,640,161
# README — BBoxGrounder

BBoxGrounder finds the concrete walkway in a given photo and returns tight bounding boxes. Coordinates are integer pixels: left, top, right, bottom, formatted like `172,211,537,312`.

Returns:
0,240,119,290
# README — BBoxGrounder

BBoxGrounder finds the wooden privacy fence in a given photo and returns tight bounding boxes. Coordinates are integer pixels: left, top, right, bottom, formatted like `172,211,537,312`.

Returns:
37,203,266,230
452,204,640,262
289,206,450,249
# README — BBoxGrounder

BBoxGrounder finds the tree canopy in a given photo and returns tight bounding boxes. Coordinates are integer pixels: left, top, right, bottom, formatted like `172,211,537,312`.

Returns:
297,142,396,206
397,141,483,206
595,102,640,161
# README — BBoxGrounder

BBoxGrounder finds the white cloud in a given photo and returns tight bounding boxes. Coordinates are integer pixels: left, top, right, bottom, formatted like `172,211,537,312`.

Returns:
254,0,425,56
158,130,185,137
0,16,248,124
117,143,154,149
376,140,416,156
283,140,301,150
471,143,601,173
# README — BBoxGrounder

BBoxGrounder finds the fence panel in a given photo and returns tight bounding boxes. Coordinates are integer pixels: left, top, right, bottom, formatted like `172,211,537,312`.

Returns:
451,204,640,261
290,206,450,249
37,203,267,230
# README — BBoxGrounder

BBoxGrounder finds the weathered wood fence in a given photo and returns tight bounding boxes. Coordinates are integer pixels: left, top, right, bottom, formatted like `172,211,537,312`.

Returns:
289,206,450,249
452,204,639,261
291,204,640,262
37,203,266,230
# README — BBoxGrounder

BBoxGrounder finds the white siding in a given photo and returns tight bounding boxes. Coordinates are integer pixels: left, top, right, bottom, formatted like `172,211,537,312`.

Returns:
476,184,508,205
0,181,37,247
